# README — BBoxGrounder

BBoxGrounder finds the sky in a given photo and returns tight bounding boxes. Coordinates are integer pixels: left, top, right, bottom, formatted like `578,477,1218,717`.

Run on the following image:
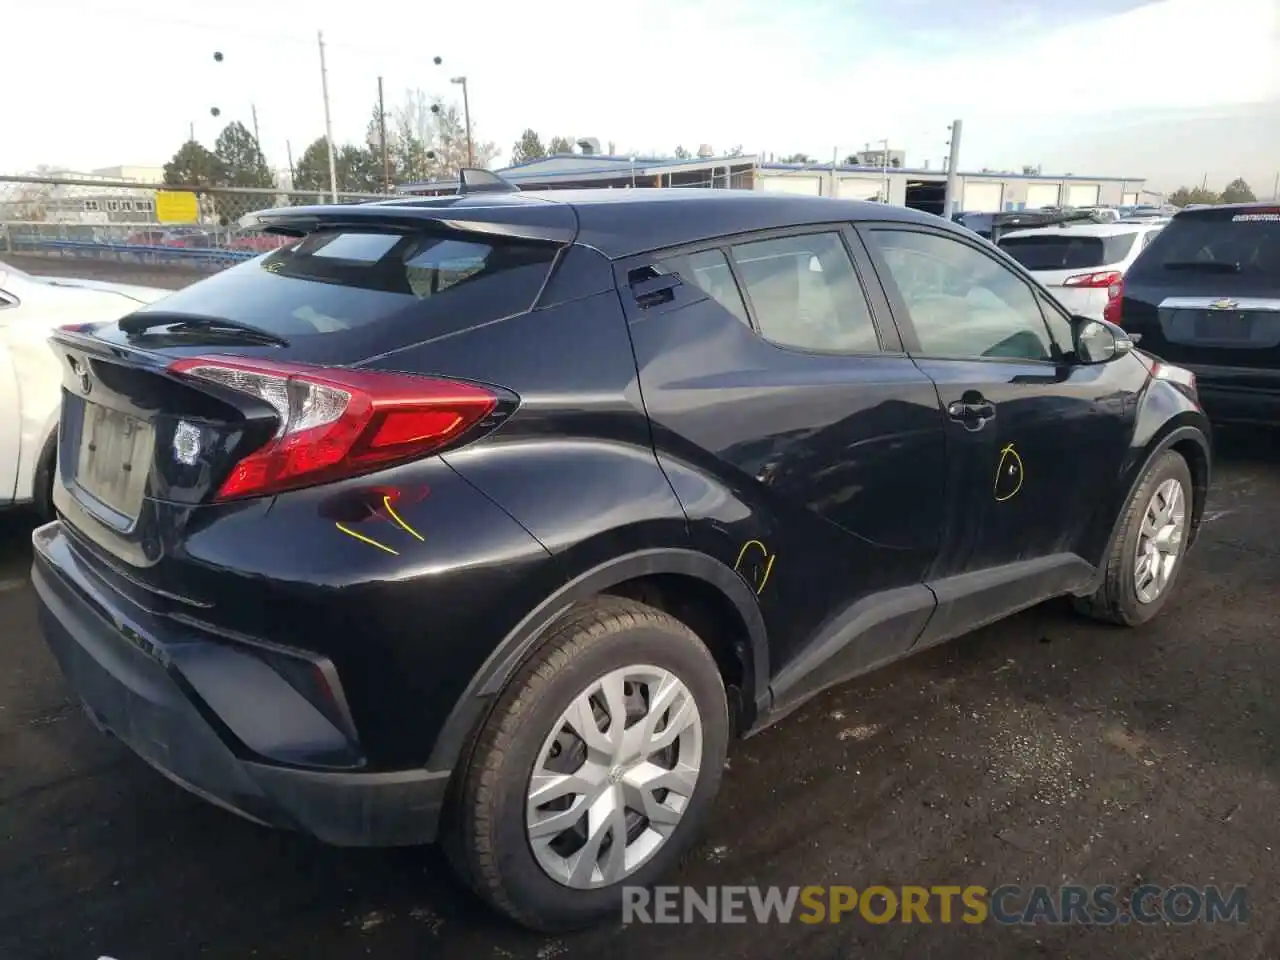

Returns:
5,0,1279,193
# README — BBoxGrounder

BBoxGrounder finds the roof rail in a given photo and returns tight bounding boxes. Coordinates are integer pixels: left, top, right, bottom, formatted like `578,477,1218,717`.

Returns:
457,168,520,195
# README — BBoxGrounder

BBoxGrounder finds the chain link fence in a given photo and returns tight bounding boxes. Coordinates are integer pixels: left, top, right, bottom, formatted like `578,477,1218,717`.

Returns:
0,169,758,282
0,175,393,277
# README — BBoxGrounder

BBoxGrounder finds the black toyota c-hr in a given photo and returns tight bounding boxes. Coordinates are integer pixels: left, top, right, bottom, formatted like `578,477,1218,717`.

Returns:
33,176,1211,932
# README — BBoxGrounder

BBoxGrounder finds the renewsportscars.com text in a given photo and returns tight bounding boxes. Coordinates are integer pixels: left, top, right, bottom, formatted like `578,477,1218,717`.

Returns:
622,884,1249,925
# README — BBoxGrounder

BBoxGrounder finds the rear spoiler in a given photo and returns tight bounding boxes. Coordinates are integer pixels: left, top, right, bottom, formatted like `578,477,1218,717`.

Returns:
238,170,576,245
989,210,1106,243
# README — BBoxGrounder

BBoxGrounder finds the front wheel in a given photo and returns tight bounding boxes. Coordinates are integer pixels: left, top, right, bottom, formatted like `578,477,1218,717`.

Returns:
445,596,729,932
1075,450,1192,626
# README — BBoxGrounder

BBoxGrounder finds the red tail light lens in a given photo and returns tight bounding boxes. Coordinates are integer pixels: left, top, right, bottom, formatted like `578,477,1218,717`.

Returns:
1103,276,1125,325
1062,270,1123,288
168,356,498,500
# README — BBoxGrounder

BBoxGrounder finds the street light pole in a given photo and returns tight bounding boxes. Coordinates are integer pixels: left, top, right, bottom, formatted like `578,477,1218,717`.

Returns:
451,76,474,168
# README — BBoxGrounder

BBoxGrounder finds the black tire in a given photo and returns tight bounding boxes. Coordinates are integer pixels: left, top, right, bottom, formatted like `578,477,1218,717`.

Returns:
445,596,729,932
1075,450,1193,626
31,430,58,522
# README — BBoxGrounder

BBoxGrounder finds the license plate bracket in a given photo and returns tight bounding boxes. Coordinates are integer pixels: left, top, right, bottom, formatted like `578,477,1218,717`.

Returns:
1194,313,1251,341
75,404,154,522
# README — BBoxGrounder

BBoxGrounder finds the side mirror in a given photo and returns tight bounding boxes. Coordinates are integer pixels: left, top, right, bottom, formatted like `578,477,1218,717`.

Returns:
1074,317,1134,364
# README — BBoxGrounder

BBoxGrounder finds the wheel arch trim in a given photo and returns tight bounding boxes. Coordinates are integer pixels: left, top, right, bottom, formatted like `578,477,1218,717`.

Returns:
426,548,769,772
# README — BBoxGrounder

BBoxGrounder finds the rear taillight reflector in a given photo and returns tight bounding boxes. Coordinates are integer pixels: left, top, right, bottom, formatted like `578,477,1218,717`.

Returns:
167,356,498,500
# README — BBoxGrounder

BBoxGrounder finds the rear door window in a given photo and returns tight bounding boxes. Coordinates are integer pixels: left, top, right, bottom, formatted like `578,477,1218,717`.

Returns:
999,233,1137,270
730,232,881,353
1128,210,1280,279
655,248,750,325
127,229,560,338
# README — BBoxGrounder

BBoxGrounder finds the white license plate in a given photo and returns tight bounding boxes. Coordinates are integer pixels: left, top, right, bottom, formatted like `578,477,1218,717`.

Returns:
75,405,154,520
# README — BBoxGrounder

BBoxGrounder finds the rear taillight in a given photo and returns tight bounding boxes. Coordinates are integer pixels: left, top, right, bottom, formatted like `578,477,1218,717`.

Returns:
1103,276,1124,325
1062,270,1123,289
168,356,498,500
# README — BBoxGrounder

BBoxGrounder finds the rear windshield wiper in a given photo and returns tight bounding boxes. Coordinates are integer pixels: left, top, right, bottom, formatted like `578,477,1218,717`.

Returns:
1161,260,1242,273
119,311,290,346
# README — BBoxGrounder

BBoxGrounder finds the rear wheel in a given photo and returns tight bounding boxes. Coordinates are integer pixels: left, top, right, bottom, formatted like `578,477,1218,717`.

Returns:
446,596,728,932
1075,450,1192,626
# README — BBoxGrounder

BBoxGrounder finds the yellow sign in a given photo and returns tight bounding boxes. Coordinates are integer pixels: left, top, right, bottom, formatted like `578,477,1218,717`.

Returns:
155,190,199,224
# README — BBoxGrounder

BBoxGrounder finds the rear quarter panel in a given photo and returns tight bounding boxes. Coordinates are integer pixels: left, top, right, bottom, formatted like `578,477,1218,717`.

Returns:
1076,369,1210,568
369,256,691,576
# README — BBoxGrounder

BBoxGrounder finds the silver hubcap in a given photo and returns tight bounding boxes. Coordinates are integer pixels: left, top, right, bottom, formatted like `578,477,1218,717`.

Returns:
526,665,703,889
1134,477,1186,604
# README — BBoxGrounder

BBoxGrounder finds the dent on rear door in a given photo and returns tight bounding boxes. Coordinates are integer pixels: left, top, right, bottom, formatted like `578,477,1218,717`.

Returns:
616,231,948,704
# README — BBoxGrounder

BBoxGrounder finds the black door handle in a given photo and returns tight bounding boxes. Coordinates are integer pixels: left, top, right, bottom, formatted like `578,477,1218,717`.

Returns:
947,400,996,422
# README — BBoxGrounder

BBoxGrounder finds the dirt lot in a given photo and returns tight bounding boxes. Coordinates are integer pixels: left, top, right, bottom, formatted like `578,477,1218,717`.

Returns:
2,421,1278,959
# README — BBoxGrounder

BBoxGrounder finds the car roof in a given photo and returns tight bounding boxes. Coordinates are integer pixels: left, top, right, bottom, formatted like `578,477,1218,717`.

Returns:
998,222,1161,239
1172,200,1280,218
254,189,953,260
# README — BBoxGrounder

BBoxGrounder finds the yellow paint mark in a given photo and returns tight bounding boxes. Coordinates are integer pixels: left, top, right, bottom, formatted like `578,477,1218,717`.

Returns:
335,522,399,555
994,442,1024,502
733,539,776,596
382,496,425,542
756,552,776,595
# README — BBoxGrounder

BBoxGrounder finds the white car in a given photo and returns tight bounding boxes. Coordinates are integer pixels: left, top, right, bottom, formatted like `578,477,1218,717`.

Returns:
996,222,1166,322
0,261,168,515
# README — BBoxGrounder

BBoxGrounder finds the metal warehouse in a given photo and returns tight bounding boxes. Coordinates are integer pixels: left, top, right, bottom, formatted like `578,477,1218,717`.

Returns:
399,153,1150,216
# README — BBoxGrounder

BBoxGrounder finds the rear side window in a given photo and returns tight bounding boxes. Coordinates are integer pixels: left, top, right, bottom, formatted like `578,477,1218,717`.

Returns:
1129,211,1280,279
730,232,880,353
999,233,1137,270
655,248,749,325
129,229,559,337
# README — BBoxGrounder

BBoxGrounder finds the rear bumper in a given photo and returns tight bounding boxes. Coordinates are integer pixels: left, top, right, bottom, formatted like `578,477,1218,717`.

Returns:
1184,363,1280,425
31,521,449,847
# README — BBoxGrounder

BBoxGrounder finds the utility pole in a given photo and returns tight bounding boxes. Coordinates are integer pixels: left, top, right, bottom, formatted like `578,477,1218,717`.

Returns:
251,104,261,147
879,137,890,203
286,140,296,188
317,31,338,201
377,76,391,192
943,119,963,218
1272,170,1278,201
451,76,474,167
189,121,195,143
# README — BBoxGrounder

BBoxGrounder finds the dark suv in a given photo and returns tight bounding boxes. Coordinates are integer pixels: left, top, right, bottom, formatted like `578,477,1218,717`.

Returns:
33,182,1210,931
1114,202,1280,423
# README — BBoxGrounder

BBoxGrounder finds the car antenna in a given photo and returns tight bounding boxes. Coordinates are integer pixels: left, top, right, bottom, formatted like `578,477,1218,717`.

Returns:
457,169,520,195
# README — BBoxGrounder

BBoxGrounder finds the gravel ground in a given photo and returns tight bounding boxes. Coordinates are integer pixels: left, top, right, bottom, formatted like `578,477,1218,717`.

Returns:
0,276,1277,957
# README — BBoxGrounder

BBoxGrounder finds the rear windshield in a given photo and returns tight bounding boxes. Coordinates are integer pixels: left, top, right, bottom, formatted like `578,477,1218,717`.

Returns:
126,228,559,337
1128,210,1280,279
998,233,1137,270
